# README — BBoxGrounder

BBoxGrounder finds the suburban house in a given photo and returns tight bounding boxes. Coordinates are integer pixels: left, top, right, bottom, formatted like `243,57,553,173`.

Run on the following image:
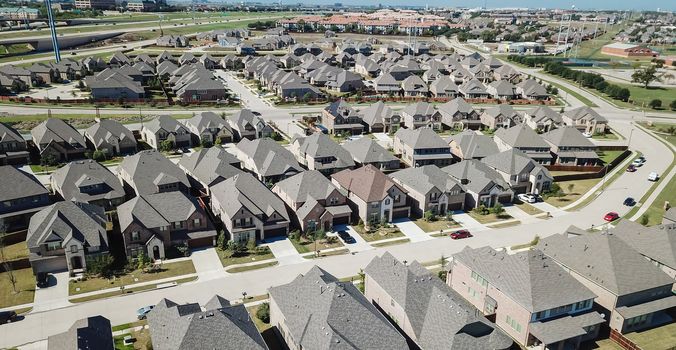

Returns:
116,150,191,196
147,296,268,350
320,100,365,135
437,97,481,130
31,118,87,162
537,232,676,336
482,149,553,195
401,74,429,97
524,106,562,133
459,78,490,99
236,138,303,184
47,316,113,350
429,75,460,98
228,109,273,140
84,71,145,100
177,148,243,195
487,80,519,100
83,119,137,156
663,207,676,225
449,247,605,349
50,160,126,210
117,191,216,260
562,107,608,135
26,201,109,275
447,130,499,160
0,122,29,165
542,126,601,166
342,137,400,171
141,115,192,150
358,101,401,134
331,165,410,225
0,165,51,230
494,124,553,165
400,102,442,130
517,79,550,101
393,127,454,167
390,165,466,216
210,173,290,243
269,266,409,350
184,111,234,146
365,252,513,350
610,220,676,280
272,170,352,232
290,133,355,175
443,160,514,208
480,105,523,130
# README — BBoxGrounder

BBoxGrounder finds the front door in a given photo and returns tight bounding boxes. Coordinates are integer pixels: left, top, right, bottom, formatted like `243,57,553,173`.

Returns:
152,246,161,260
71,256,83,270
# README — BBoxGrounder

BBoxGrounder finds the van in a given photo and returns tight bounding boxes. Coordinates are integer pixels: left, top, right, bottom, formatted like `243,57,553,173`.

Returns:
648,172,659,181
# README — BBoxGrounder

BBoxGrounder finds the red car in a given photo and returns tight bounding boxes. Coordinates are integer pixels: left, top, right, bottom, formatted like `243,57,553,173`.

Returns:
603,212,619,222
450,230,472,239
626,165,636,172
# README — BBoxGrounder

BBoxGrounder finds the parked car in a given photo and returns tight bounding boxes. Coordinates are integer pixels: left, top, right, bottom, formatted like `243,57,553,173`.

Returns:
136,306,154,320
337,230,356,244
637,156,646,163
632,159,644,167
623,197,636,206
517,193,537,203
603,212,619,222
648,172,659,181
0,311,17,324
36,272,49,288
450,229,472,239
582,131,593,138
626,164,636,172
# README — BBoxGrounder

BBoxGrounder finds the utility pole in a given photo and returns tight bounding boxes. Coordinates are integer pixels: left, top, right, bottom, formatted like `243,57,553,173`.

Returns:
44,0,60,63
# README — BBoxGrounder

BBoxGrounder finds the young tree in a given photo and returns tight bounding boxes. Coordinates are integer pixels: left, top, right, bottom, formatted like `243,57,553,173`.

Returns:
639,214,649,226
137,251,151,271
670,100,676,111
649,99,662,109
631,66,660,88
357,269,365,293
159,140,174,152
0,222,18,294
567,183,575,194
256,302,270,323
491,203,504,215
423,210,436,222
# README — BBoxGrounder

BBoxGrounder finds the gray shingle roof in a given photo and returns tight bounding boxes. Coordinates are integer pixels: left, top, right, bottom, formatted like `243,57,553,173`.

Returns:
563,107,608,123
273,170,340,204
454,247,597,313
442,160,510,194
27,201,108,250
269,265,408,350
0,165,48,202
0,122,25,144
116,191,201,232
358,101,395,126
494,124,549,149
482,149,551,178
401,101,435,118
365,252,512,350
47,316,113,350
210,173,289,221
526,106,562,124
148,296,267,350
447,130,498,159
144,115,189,134
177,148,242,188
117,150,190,195
292,133,355,168
390,165,464,195
537,232,675,296
31,118,86,148
611,220,676,272
437,97,476,117
541,126,595,148
84,119,136,150
341,137,398,164
236,138,303,179
50,160,125,204
184,111,232,135
395,127,449,149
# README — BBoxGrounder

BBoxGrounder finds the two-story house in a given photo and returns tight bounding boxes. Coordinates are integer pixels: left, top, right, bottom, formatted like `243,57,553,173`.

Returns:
210,173,290,243
437,97,482,130
290,133,355,175
31,118,87,162
50,160,126,210
365,252,513,350
537,233,676,336
524,106,563,133
236,138,303,184
482,149,553,195
390,165,466,217
331,165,410,225
341,137,400,171
184,111,234,146
272,170,352,232
177,148,243,195
26,201,109,275
117,191,215,260
227,109,273,141
400,102,442,130
116,150,191,196
393,127,454,168
562,107,608,135
479,105,523,130
320,100,365,136
494,124,553,165
358,101,401,134
83,119,137,156
0,165,51,230
0,123,29,165
141,115,192,150
611,220,676,280
542,126,600,166
448,130,499,161
443,160,514,208
449,246,605,349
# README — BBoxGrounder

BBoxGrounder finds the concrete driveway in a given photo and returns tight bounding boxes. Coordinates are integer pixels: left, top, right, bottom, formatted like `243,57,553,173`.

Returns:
190,248,225,282
530,201,564,217
451,211,488,231
502,205,542,224
393,220,432,242
32,271,70,313
333,225,372,253
371,133,393,148
264,238,304,266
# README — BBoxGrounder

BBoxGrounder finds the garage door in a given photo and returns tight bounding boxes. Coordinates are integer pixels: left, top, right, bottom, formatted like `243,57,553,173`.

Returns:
332,216,350,226
392,208,410,220
446,202,463,211
188,236,214,248
263,227,287,239
498,194,513,204
33,256,68,274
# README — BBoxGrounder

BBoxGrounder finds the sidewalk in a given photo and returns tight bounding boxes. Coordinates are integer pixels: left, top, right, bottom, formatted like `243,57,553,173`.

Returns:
67,273,198,301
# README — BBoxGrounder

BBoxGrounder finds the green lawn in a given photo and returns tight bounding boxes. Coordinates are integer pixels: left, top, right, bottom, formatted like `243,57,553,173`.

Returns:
247,304,272,332
515,202,544,216
1,241,28,261
216,247,274,267
70,276,196,303
352,225,404,242
29,164,61,173
226,261,278,273
303,248,350,259
542,76,598,107
0,268,35,308
597,150,624,165
639,122,676,148
545,178,601,207
414,218,461,233
289,236,343,254
113,323,152,350
69,260,195,295
634,165,675,226
617,83,676,109
371,238,411,248
467,211,513,224
624,322,676,350
592,131,620,140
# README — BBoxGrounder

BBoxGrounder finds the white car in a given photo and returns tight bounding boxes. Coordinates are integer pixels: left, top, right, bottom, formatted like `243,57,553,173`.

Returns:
632,159,644,167
582,131,593,138
648,172,659,181
517,193,537,203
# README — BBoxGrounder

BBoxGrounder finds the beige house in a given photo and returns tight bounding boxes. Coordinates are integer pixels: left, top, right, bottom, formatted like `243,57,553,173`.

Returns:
562,107,608,134
389,165,466,217
393,127,454,168
482,149,553,195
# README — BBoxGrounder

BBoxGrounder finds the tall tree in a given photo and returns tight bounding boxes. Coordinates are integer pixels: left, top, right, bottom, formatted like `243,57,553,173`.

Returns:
631,66,660,89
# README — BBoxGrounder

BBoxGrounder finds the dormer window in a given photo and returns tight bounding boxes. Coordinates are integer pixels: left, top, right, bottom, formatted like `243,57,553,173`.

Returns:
46,241,61,251
70,245,78,253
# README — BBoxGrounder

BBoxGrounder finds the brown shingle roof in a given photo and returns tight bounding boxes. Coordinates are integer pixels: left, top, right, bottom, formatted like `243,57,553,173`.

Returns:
331,164,403,202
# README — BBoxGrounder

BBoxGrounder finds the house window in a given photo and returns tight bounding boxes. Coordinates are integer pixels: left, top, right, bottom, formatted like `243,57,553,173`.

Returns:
471,271,488,287
172,221,184,229
506,315,522,332
385,198,390,205
131,231,140,241
160,226,168,231
70,245,78,253
46,241,61,251
394,195,400,202
371,202,379,208
193,219,201,226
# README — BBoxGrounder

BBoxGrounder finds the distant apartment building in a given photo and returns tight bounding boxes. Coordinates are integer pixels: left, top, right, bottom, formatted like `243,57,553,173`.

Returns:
74,0,116,10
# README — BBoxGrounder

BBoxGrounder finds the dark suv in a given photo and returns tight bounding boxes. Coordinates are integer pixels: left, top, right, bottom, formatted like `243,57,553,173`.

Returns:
0,311,17,324
337,230,356,244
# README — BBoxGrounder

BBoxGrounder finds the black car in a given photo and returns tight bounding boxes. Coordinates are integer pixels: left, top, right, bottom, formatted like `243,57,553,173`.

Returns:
623,197,636,206
337,230,356,244
0,311,17,324
36,272,49,288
